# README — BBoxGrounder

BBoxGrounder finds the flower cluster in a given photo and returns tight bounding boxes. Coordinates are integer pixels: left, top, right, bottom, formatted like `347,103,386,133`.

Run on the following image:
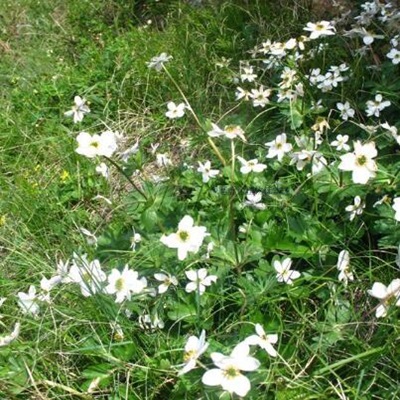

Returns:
179,324,278,397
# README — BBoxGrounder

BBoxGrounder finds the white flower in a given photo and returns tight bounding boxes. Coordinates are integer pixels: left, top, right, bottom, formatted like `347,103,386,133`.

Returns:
317,71,344,92
119,141,139,163
40,275,62,302
270,41,286,56
75,130,118,158
146,52,172,71
0,297,6,318
0,322,20,347
138,313,164,331
95,162,109,179
207,123,246,142
336,250,354,286
345,196,365,221
202,342,260,397
303,21,336,39
55,258,71,283
17,285,40,315
338,141,378,184
365,94,391,117
336,102,355,121
285,38,297,49
110,322,124,341
244,191,266,210
185,268,217,295
279,67,297,88
331,134,350,151
68,256,107,297
197,161,220,183
308,68,323,85
105,265,147,303
344,27,384,45
249,86,271,107
165,102,186,119
380,122,399,145
205,241,214,259
290,149,316,171
336,250,349,271
160,215,209,260
240,65,257,82
387,48,400,64
235,87,251,101
274,258,300,285
239,223,249,234
237,156,266,174
310,152,327,176
78,227,98,247
392,197,400,221
154,273,178,294
178,330,209,375
265,133,293,161
368,279,400,318
156,153,172,167
373,195,390,208
130,231,142,251
245,323,278,357
64,96,90,123
390,35,399,48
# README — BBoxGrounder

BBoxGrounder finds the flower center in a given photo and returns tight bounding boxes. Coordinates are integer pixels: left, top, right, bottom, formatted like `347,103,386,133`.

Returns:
82,272,92,283
225,125,237,134
356,155,367,166
385,293,399,307
179,230,189,242
115,278,125,291
223,366,240,379
183,349,196,361
90,141,100,149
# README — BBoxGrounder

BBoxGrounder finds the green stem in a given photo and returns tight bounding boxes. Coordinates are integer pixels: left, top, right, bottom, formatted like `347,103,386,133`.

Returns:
230,140,236,182
104,156,148,200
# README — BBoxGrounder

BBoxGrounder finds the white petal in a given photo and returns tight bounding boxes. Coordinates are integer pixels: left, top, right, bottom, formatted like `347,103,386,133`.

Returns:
255,323,265,337
231,342,250,359
178,215,194,231
202,369,224,387
245,335,262,346
185,270,198,281
234,355,260,372
210,352,226,365
387,279,400,296
160,233,179,249
262,342,277,357
273,260,283,273
185,282,197,293
228,374,251,397
368,282,388,299
375,304,387,318
197,268,208,280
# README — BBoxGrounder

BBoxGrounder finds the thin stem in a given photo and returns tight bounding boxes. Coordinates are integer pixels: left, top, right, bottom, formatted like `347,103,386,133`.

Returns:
231,140,236,182
162,65,226,166
104,156,148,200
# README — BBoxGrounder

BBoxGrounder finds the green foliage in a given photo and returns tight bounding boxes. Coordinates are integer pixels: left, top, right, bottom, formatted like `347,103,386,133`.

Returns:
0,0,399,399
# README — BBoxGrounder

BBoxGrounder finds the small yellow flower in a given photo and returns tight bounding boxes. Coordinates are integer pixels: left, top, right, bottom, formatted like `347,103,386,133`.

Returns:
60,170,70,182
0,215,6,226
